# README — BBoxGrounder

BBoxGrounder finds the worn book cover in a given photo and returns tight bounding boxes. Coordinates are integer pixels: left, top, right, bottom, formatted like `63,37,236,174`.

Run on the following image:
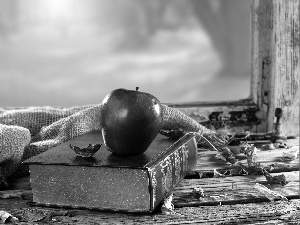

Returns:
24,130,197,213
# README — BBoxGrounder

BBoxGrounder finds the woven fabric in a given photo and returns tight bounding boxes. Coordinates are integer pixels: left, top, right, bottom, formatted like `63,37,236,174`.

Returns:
160,105,209,133
0,105,102,178
160,105,228,148
0,104,227,179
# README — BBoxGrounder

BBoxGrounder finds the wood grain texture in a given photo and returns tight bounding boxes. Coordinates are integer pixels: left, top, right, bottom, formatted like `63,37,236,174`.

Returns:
193,147,299,174
173,171,299,207
251,0,300,135
1,139,299,224
192,138,299,174
1,191,299,224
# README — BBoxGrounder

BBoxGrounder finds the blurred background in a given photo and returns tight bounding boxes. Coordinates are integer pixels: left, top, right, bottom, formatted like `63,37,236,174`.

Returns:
0,0,251,107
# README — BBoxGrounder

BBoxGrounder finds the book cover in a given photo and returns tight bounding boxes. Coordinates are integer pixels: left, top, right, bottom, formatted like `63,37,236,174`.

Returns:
24,130,197,213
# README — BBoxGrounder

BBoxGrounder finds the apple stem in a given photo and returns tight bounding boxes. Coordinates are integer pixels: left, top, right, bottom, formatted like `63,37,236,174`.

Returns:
136,87,139,91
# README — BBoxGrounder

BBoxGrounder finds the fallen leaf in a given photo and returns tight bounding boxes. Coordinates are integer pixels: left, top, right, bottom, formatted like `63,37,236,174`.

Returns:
215,147,237,164
161,194,175,215
262,143,276,150
275,142,290,149
0,211,18,223
240,142,258,167
192,187,204,199
281,151,299,161
281,211,300,221
228,166,246,176
254,183,288,202
213,169,225,178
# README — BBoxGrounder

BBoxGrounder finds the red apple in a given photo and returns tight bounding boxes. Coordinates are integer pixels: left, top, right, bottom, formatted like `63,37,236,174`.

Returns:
100,88,162,155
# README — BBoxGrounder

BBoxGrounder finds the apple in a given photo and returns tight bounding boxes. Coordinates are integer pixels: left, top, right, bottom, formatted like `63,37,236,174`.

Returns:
100,88,163,155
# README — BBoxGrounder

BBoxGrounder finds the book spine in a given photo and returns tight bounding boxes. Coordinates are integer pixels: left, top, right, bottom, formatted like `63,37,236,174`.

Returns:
147,134,197,211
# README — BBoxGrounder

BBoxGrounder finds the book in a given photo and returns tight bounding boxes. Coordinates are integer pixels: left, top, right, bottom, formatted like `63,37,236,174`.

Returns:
24,130,197,213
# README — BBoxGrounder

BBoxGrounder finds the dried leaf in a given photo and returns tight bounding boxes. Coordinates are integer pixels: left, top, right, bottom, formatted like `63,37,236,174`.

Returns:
20,209,69,223
21,209,50,222
275,142,290,149
35,213,54,223
192,187,204,199
215,147,237,165
262,169,288,185
228,166,246,176
240,142,258,167
161,194,175,215
281,210,300,221
69,143,102,158
254,183,288,202
0,211,18,223
261,143,276,150
281,151,299,161
215,152,227,162
213,169,225,178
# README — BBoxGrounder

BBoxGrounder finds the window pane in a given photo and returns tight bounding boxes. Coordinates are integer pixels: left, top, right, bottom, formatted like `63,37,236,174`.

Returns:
0,0,251,107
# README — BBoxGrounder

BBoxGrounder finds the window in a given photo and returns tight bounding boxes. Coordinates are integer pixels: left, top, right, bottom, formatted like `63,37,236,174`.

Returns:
0,0,251,107
1,0,299,136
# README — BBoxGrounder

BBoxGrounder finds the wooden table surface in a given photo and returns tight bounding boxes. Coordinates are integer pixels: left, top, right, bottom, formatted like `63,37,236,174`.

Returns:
1,138,299,224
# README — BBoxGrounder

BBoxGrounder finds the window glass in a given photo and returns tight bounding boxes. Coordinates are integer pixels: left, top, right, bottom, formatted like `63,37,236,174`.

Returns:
0,0,251,107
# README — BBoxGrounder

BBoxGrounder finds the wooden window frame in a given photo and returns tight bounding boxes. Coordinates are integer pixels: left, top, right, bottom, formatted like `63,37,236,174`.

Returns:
167,0,299,136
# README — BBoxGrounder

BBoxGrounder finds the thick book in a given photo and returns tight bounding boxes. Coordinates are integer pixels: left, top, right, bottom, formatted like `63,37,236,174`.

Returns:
24,130,197,213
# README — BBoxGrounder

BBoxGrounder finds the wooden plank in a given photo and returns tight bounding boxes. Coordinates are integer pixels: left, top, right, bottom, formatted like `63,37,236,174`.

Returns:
251,0,300,136
173,171,299,207
0,140,298,224
0,197,299,224
2,172,298,209
0,171,299,224
193,139,299,173
178,171,299,191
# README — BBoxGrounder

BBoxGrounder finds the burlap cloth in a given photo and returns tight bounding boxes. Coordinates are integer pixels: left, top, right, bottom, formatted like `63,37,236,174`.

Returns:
0,104,227,181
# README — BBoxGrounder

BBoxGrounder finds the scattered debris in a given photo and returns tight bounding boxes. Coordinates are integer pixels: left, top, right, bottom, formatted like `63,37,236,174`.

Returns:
213,169,225,178
228,166,247,176
215,147,237,164
161,194,176,215
262,169,288,186
20,209,71,223
192,187,204,199
265,163,277,172
211,139,289,185
275,142,290,149
0,211,18,223
254,183,288,202
280,151,299,161
21,209,51,223
281,210,300,221
262,143,276,150
240,142,258,167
